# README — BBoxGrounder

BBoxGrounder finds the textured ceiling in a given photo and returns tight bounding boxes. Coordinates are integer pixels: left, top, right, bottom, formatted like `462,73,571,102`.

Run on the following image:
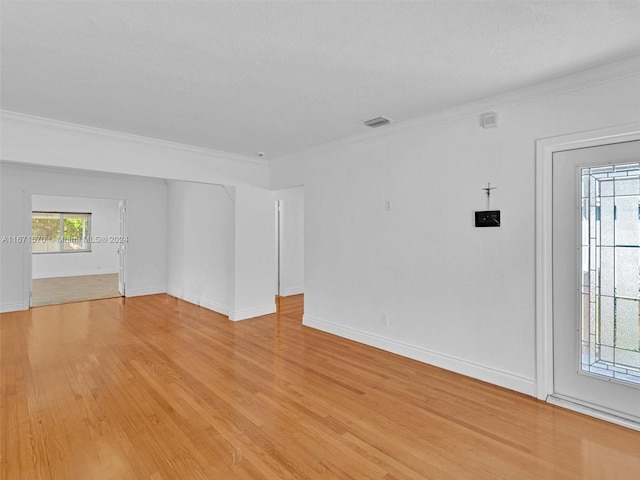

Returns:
2,1,640,159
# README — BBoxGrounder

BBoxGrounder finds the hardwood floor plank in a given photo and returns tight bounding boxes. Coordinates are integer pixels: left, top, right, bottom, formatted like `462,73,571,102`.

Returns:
2,294,640,479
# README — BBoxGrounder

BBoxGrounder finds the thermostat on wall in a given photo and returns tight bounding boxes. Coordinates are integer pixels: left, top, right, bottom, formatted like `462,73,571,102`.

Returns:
475,210,500,227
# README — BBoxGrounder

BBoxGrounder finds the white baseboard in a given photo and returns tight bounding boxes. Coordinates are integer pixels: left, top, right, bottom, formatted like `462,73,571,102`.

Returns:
200,297,231,316
548,394,640,431
0,301,29,313
125,285,167,297
230,303,276,321
167,287,230,316
166,288,276,320
33,268,119,279
303,314,536,397
281,286,304,296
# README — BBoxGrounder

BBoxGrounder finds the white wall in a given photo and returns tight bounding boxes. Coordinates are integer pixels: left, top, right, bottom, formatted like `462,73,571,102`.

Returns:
167,181,235,315
166,181,276,321
231,185,277,320
0,163,168,311
269,69,640,396
275,186,304,296
31,194,120,278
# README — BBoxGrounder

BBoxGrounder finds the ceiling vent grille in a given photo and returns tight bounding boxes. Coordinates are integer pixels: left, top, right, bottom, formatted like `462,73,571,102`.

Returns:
363,116,392,128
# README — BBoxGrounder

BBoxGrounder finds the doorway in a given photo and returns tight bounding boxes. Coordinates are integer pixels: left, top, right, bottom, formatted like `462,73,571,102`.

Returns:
274,187,305,310
30,194,126,306
536,125,640,429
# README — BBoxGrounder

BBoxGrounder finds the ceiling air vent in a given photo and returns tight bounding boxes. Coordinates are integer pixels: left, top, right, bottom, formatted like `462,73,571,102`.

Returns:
363,116,392,128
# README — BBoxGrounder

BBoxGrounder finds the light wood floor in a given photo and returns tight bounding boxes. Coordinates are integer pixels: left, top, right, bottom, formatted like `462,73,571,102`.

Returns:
1,294,639,479
31,273,121,307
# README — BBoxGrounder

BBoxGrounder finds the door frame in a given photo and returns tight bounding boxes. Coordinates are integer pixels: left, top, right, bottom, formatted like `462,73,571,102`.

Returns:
24,189,33,309
27,193,127,306
118,199,127,296
535,123,640,425
275,199,283,297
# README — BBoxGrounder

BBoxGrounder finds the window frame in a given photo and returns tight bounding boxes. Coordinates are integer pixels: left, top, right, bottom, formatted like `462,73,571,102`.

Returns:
32,211,92,254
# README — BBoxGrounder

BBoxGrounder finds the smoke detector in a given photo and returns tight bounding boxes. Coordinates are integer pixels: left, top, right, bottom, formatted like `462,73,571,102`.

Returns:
363,116,392,128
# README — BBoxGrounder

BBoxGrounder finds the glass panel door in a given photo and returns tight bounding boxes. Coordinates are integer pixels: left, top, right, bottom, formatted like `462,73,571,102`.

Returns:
581,163,640,385
552,140,640,422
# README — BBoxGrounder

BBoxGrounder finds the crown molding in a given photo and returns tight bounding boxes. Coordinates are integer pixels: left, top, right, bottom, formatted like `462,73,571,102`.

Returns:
273,55,640,163
0,110,269,166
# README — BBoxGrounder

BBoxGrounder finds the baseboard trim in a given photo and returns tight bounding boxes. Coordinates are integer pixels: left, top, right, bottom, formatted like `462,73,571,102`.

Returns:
125,285,167,297
0,302,29,313
281,286,304,296
548,394,640,432
200,298,231,316
167,288,276,320
230,303,276,321
167,287,230,316
303,314,536,396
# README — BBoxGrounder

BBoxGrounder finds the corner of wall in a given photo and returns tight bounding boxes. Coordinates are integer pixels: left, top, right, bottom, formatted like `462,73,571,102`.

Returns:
0,301,29,313
166,286,231,316
229,302,276,321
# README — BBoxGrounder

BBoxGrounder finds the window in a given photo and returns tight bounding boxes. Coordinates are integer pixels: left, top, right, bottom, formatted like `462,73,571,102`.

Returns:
32,212,91,253
581,163,640,385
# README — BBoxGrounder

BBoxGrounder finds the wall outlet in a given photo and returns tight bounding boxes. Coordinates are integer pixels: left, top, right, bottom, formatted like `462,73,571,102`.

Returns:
381,313,388,325
385,200,392,211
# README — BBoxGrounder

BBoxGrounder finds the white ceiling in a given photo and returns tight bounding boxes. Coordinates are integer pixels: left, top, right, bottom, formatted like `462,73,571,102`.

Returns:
2,1,640,159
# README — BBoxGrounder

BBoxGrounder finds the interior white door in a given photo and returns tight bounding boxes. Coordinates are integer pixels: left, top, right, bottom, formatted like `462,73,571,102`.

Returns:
118,200,126,296
552,140,640,422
